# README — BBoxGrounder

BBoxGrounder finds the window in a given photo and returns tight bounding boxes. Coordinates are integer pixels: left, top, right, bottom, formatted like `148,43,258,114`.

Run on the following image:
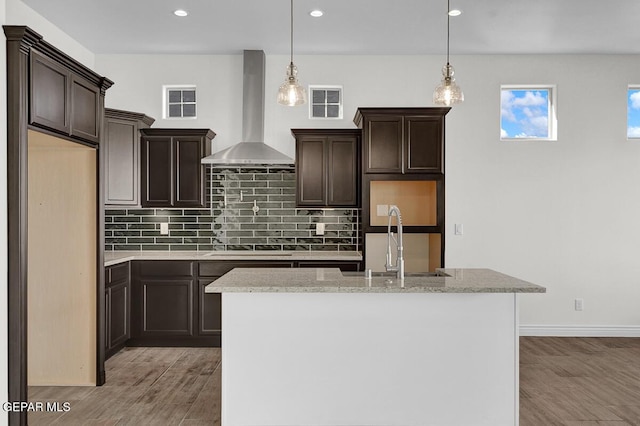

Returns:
309,86,343,119
500,85,557,141
628,86,640,139
163,85,197,119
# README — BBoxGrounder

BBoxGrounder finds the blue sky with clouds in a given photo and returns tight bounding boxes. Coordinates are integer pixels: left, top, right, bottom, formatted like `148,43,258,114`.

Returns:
628,89,640,138
501,89,550,139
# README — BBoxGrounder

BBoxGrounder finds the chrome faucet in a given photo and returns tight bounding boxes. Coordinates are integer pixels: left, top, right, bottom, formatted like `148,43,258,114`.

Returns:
385,205,404,280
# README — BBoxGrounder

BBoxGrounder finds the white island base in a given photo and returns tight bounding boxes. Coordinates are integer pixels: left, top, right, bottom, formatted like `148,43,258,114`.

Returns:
222,291,519,426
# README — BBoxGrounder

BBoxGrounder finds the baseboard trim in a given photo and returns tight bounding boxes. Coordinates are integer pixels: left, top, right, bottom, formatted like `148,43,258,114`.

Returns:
520,325,640,337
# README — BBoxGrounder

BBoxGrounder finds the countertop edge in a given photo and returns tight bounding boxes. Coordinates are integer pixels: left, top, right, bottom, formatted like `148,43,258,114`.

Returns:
204,268,547,294
104,251,363,266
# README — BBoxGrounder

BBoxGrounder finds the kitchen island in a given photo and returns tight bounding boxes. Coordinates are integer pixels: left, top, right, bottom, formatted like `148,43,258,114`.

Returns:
206,268,545,426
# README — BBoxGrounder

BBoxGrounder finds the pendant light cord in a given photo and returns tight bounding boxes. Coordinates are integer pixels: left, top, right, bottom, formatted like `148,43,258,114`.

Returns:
290,0,294,65
446,0,450,66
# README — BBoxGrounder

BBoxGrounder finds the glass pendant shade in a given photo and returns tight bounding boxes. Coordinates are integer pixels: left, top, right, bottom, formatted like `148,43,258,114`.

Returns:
277,63,306,106
433,0,464,106
278,0,306,106
433,64,464,106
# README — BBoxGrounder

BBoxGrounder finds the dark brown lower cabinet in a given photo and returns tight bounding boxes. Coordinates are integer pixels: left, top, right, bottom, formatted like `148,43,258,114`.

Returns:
196,261,295,342
123,259,360,348
198,280,221,336
105,263,130,359
129,260,213,346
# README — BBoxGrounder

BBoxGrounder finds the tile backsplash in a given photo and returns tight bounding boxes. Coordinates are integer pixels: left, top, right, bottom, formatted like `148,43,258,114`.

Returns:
105,165,361,252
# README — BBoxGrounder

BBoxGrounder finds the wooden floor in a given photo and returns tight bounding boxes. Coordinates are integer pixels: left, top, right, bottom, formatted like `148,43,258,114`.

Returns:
28,347,221,425
28,337,640,425
520,337,640,426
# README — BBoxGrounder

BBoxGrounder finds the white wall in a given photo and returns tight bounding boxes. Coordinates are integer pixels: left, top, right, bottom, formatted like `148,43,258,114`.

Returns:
97,52,640,331
5,0,94,68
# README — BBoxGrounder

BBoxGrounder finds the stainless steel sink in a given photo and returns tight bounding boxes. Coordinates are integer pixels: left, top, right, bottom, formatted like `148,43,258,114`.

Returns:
342,271,443,278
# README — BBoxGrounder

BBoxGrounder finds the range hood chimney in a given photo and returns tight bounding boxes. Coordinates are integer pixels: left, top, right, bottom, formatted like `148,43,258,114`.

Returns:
201,50,294,164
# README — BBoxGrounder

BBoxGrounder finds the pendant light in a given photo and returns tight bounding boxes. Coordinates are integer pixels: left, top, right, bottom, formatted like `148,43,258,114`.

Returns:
433,0,464,106
277,0,306,106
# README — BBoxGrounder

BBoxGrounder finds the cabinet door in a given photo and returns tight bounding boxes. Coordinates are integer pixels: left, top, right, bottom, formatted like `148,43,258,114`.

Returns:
141,136,173,207
105,118,139,205
105,288,111,352
404,116,443,173
108,281,130,348
327,136,358,206
139,278,194,337
30,50,70,134
174,137,205,207
198,279,221,336
296,137,327,205
365,116,402,173
70,74,100,143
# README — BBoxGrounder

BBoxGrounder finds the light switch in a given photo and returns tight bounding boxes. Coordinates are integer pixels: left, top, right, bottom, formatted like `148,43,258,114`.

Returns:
160,222,169,235
454,223,463,235
315,223,325,235
376,204,389,217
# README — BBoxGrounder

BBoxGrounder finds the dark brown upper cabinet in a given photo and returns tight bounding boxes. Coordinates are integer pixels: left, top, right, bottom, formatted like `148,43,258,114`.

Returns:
292,129,361,207
104,109,155,206
30,49,103,143
30,49,70,135
140,128,214,208
354,107,450,174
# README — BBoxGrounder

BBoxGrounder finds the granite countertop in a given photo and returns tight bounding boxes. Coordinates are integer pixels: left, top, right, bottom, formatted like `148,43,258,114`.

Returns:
104,250,363,266
204,267,546,294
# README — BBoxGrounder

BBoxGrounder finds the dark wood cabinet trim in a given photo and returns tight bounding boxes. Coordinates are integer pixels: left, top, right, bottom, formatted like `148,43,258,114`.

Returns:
4,25,114,425
105,108,156,127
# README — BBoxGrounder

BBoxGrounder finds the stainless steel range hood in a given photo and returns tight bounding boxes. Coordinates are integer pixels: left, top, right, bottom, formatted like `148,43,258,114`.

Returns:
201,50,294,165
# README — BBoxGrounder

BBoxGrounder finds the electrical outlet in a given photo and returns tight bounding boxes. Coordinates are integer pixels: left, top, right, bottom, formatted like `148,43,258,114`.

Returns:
376,204,389,217
315,223,325,235
160,222,169,235
574,298,584,311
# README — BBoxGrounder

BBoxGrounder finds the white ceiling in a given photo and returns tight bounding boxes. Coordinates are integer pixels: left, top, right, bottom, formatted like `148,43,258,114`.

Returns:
20,0,640,55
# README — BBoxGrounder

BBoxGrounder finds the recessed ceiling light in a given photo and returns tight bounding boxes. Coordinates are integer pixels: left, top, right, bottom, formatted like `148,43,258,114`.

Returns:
448,9,462,17
174,9,188,17
309,10,324,17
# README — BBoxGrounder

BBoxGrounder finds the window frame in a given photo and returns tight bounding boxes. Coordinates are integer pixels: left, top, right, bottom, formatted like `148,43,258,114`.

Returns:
500,84,557,142
162,84,197,120
308,85,343,120
627,85,640,140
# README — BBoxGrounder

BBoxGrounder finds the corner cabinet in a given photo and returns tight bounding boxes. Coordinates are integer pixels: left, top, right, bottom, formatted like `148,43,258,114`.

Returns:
292,129,361,207
104,109,155,206
354,108,450,174
140,128,215,208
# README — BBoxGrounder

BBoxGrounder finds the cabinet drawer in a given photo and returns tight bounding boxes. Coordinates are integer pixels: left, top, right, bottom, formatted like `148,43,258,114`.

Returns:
106,262,130,286
137,261,194,277
198,261,294,277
